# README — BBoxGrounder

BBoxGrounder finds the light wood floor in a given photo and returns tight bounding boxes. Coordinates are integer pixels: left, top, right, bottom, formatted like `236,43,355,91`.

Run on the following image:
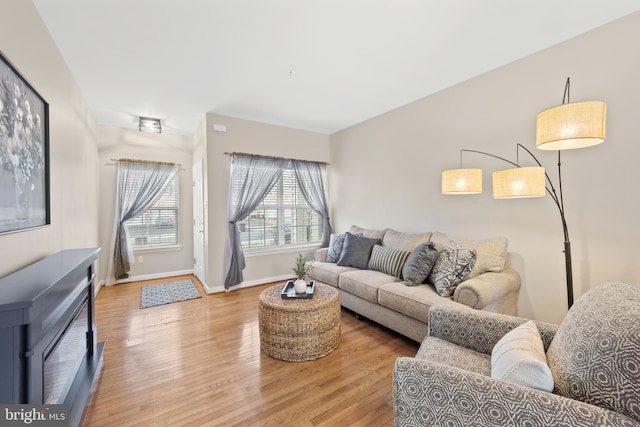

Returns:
82,275,419,426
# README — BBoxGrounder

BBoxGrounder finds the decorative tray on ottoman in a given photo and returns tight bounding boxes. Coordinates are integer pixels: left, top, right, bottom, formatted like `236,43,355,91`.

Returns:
281,280,315,299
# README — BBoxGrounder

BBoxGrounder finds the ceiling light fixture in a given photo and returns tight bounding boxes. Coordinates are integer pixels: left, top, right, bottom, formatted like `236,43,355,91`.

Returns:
139,116,162,133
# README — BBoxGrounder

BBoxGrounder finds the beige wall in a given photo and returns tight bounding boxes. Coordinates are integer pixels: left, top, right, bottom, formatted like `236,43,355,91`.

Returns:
329,12,640,324
97,126,195,283
204,114,330,292
0,0,99,277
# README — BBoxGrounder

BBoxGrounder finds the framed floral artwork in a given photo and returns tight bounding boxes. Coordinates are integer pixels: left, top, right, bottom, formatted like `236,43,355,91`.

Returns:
0,51,50,234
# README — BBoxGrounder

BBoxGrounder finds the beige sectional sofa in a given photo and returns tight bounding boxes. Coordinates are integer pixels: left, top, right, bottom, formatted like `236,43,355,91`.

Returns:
307,225,521,342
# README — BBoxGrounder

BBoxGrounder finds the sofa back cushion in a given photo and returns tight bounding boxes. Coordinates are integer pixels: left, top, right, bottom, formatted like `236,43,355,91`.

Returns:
431,232,508,278
382,228,432,252
546,282,640,422
348,224,387,240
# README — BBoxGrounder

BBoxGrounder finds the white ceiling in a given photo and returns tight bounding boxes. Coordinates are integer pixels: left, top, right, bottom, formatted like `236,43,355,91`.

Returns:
33,0,640,136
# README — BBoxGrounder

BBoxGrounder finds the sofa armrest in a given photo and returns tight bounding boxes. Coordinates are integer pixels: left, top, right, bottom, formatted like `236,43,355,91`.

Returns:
393,358,637,427
454,266,521,314
427,304,558,354
313,247,329,262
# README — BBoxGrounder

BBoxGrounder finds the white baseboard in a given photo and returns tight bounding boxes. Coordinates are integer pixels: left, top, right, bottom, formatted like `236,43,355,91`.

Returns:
204,273,294,294
108,269,195,286
95,280,105,296
98,271,290,295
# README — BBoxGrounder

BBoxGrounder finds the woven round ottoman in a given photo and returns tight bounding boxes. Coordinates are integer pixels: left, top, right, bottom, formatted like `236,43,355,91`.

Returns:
258,282,341,362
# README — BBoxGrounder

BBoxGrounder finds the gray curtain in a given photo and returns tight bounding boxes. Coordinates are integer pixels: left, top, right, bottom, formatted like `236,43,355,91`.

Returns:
224,155,287,290
107,160,178,285
292,160,332,247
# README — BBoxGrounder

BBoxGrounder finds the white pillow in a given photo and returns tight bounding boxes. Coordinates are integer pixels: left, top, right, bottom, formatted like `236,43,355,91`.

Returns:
491,321,554,392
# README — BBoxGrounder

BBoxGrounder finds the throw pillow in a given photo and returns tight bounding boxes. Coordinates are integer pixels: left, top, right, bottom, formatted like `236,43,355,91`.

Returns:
368,245,411,279
337,232,380,269
491,321,554,392
326,233,345,263
402,242,438,286
428,240,477,297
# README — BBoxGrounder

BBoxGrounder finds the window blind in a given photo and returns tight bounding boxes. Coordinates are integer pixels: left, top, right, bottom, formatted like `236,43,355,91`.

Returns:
125,174,179,247
233,167,322,249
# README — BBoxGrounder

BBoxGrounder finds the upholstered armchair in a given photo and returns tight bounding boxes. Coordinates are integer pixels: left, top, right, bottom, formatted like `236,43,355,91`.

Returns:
393,282,640,427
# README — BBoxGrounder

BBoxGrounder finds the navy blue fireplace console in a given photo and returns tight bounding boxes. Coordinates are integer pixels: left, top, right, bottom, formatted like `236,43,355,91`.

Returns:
0,248,104,427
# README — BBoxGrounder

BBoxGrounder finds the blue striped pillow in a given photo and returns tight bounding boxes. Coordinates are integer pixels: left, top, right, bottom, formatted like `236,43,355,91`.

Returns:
368,245,411,279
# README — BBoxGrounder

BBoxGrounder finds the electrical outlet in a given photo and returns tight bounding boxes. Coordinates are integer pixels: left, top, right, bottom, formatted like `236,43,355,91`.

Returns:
138,256,143,264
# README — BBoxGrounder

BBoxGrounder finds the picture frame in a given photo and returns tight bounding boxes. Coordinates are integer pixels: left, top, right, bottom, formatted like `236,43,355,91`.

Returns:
0,50,50,235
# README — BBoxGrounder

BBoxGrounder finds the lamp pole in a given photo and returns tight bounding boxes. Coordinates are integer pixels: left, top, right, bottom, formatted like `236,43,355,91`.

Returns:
459,145,573,308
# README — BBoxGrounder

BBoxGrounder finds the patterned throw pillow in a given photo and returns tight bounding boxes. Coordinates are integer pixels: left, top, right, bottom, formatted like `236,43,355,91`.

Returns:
337,232,380,269
368,245,411,279
428,240,477,297
491,321,554,392
326,233,346,263
402,242,438,286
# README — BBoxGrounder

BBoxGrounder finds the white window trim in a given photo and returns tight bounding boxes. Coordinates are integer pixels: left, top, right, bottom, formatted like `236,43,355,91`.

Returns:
133,244,183,254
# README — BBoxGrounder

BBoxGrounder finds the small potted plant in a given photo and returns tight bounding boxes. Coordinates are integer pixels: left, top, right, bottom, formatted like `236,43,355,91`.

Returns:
292,253,311,293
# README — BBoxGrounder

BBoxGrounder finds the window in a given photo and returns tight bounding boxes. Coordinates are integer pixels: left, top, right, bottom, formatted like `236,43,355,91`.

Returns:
125,174,179,248
236,169,322,249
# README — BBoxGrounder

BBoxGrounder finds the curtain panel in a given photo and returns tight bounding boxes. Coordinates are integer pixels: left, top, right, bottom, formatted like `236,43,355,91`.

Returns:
106,160,178,285
224,154,332,290
224,155,287,290
291,160,332,247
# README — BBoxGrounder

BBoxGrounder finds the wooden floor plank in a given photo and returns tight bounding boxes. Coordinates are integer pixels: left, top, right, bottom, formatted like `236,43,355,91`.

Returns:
81,275,419,426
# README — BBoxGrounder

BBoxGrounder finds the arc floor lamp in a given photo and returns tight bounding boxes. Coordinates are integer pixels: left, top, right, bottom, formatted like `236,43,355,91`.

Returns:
442,78,606,309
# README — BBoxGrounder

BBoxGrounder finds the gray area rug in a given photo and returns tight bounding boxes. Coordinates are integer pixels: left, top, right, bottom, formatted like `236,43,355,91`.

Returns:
140,279,201,309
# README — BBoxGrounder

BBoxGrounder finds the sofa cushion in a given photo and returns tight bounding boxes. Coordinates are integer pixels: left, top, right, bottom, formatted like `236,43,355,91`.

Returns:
307,262,357,287
348,224,387,240
378,281,455,323
546,283,640,422
337,232,380,269
416,336,491,376
431,232,508,278
368,245,410,279
491,321,554,392
428,241,477,297
382,228,432,252
339,269,400,303
402,242,438,286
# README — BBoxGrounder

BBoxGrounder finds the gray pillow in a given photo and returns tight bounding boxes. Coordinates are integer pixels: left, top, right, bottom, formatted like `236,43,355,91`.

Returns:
428,240,477,297
402,242,438,286
337,232,380,269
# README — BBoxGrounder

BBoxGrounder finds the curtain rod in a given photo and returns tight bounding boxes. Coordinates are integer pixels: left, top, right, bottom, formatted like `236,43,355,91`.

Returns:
224,152,329,166
111,158,182,167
